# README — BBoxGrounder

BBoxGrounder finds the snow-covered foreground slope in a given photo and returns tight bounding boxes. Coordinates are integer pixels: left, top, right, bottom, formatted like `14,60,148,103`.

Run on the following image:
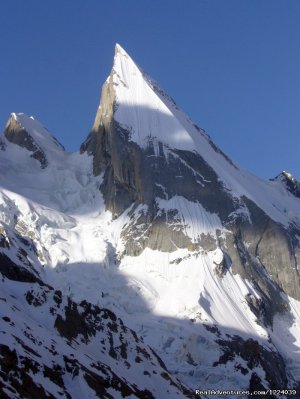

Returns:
1,44,300,398
0,123,194,398
0,277,194,398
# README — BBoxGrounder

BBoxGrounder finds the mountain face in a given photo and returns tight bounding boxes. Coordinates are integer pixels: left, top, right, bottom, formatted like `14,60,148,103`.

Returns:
0,44,300,398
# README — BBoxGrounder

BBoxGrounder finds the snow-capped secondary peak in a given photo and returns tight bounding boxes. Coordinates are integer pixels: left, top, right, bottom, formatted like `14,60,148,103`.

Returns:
272,170,295,182
10,113,64,152
282,170,294,181
3,112,64,168
272,170,300,198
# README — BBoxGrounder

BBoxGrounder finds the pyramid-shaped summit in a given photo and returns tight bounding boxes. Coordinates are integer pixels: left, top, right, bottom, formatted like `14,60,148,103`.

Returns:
110,42,202,151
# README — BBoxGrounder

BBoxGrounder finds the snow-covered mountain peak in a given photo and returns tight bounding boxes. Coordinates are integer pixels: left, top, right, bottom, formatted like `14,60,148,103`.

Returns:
111,45,197,151
112,42,136,81
272,170,300,198
3,112,65,168
114,42,128,57
281,170,294,181
9,112,64,152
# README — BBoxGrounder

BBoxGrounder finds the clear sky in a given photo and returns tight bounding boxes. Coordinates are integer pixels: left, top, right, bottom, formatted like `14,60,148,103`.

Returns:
0,0,299,179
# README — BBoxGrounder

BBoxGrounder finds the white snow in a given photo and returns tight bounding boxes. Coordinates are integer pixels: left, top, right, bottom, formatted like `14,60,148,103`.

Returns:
271,296,300,382
119,247,267,338
156,195,223,242
113,44,196,150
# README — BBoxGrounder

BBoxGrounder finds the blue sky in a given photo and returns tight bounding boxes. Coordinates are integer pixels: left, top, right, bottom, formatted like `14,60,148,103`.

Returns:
0,0,299,179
